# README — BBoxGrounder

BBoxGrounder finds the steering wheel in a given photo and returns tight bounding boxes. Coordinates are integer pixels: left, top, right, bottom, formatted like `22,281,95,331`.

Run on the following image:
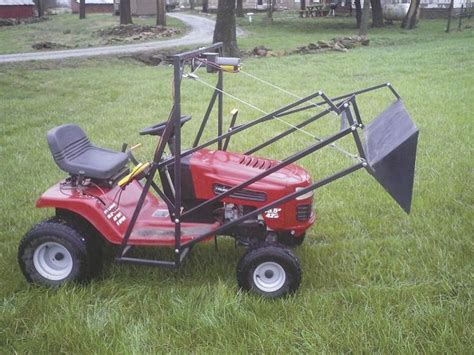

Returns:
139,115,192,136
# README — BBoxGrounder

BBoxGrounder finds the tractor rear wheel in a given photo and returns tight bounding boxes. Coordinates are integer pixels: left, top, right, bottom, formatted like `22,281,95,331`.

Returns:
237,243,302,298
18,219,93,286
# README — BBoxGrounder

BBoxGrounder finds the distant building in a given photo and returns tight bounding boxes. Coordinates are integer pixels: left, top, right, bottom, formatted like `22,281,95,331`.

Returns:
380,0,469,18
70,0,113,14
381,0,465,8
0,0,35,18
204,0,469,11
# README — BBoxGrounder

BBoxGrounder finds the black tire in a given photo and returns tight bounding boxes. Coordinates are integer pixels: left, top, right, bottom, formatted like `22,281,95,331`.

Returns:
18,219,92,286
237,243,302,298
54,212,104,278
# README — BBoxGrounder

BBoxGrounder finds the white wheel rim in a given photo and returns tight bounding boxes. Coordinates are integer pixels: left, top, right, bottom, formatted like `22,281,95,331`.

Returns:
33,242,73,281
253,261,286,293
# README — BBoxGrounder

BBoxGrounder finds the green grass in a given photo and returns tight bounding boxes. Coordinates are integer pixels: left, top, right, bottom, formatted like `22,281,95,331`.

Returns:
0,13,187,54
237,11,474,51
0,19,473,353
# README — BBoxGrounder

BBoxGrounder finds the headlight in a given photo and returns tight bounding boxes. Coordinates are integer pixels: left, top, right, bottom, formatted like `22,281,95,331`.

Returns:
295,187,314,200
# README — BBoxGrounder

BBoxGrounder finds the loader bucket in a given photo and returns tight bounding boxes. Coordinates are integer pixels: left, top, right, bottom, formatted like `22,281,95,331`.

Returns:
362,99,419,214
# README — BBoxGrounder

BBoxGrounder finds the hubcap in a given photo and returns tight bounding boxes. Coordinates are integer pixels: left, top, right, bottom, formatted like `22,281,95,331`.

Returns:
33,242,73,281
253,261,286,293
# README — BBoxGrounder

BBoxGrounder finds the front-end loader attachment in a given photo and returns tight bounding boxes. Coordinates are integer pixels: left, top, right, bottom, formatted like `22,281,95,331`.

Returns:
362,99,419,214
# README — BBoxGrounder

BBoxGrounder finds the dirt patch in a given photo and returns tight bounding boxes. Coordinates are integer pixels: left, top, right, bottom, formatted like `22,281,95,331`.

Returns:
123,36,370,67
245,36,370,58
97,24,181,44
32,41,72,50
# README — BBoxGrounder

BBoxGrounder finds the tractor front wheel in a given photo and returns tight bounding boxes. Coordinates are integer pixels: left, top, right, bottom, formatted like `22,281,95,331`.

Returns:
18,220,92,286
237,243,302,298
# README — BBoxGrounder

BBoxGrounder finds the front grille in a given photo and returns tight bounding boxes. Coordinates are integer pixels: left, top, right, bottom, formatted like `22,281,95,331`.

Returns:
296,204,312,221
214,184,267,202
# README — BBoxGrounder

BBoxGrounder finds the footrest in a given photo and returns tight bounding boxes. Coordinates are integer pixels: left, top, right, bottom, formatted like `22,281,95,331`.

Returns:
128,222,220,246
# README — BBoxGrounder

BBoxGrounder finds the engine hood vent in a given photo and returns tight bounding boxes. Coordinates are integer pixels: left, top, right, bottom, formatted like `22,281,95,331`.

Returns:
239,155,273,170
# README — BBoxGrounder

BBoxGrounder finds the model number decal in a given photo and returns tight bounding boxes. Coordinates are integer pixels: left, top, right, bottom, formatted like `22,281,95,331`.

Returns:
265,208,281,219
104,203,127,226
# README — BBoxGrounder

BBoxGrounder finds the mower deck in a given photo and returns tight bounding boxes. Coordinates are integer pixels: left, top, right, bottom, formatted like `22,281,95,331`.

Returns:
37,180,219,247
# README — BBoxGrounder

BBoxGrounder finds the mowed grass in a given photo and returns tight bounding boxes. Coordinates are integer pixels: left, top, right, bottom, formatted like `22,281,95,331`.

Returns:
0,13,187,54
0,19,473,352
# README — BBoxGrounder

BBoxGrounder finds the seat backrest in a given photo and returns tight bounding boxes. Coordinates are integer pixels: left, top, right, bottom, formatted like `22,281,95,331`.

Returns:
47,124,92,170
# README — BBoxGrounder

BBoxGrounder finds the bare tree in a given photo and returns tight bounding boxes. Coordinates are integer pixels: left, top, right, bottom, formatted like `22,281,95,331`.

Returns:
401,0,420,29
203,0,209,13
354,0,362,28
213,0,240,56
446,0,455,32
370,0,384,27
79,0,86,19
33,0,44,17
359,0,370,35
156,0,166,26
300,0,306,11
236,0,244,17
266,0,276,23
120,0,133,24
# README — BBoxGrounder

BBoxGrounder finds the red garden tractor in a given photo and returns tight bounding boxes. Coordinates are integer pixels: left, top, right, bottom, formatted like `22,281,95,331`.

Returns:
18,43,419,298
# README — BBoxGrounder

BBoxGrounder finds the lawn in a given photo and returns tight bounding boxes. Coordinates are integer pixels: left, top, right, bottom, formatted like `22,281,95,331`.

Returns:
0,13,187,54
0,18,473,353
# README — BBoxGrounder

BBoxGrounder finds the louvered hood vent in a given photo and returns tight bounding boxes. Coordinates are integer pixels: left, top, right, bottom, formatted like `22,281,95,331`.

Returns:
239,155,273,170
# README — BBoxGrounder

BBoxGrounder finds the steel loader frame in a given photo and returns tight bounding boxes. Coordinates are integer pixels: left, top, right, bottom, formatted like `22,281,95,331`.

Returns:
116,43,419,269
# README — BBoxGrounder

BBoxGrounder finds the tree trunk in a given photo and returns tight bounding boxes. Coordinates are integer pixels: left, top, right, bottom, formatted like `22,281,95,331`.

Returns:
359,0,370,35
445,0,455,32
300,0,306,11
236,0,244,17
370,0,383,27
401,0,420,29
79,0,86,19
266,0,274,23
34,0,44,17
203,0,209,13
213,0,240,57
156,0,166,26
354,0,362,28
190,0,195,10
120,0,133,24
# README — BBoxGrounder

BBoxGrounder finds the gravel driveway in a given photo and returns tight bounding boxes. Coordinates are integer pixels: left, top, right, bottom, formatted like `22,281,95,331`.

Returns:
0,13,216,64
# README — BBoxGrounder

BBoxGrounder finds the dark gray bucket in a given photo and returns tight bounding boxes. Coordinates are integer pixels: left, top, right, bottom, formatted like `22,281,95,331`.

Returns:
362,100,419,214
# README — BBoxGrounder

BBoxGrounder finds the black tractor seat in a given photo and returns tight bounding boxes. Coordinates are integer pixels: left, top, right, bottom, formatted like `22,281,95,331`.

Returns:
47,124,129,181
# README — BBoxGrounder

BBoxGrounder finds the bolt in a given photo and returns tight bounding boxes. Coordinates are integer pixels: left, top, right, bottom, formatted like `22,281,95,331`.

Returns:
174,219,179,223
